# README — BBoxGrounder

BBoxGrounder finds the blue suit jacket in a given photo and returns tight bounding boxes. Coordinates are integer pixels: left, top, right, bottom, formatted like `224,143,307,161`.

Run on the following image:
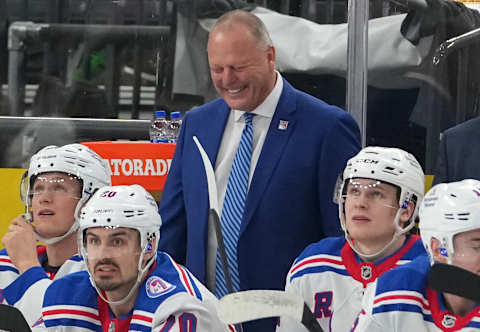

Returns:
159,78,360,330
433,116,480,185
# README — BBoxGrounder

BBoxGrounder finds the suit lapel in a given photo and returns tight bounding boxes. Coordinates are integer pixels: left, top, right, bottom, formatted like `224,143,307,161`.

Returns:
241,79,297,233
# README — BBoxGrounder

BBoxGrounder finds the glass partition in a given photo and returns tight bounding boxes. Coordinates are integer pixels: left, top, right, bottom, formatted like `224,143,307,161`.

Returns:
361,0,480,185
1,0,478,178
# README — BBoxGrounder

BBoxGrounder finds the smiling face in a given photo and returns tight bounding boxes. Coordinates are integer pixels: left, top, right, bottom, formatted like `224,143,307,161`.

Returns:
207,23,276,112
344,178,412,251
84,227,143,296
30,172,82,238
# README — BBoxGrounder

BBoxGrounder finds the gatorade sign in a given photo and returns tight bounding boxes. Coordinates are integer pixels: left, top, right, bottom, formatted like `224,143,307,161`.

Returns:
81,141,176,191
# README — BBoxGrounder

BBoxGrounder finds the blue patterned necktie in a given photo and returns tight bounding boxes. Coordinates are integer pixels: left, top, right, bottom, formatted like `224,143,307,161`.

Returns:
216,113,255,298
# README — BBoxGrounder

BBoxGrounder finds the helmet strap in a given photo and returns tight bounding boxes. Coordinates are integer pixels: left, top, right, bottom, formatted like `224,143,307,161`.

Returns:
35,220,78,245
34,195,88,245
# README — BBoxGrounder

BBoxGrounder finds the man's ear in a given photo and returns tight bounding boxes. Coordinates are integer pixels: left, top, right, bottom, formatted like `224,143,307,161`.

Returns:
431,238,448,263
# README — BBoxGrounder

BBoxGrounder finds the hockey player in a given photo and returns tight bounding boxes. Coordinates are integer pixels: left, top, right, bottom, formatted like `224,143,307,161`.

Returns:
35,184,233,331
276,146,426,332
0,144,111,325
353,179,480,332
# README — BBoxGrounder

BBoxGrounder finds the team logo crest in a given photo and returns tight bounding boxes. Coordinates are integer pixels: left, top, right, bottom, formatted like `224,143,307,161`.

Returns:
442,314,456,328
360,265,373,280
146,276,176,298
278,120,289,130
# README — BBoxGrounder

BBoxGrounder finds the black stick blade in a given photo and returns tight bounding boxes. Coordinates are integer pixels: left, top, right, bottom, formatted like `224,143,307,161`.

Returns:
428,263,480,302
0,304,32,331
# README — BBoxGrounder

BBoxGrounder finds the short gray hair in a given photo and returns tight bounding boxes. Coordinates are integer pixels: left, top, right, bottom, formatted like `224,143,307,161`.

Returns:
211,9,273,50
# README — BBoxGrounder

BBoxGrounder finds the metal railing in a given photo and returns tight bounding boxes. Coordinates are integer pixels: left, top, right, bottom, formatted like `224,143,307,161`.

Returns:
7,22,171,117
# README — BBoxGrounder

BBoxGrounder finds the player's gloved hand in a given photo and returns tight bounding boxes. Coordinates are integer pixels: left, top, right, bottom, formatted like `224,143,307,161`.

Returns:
400,0,480,45
1,214,40,274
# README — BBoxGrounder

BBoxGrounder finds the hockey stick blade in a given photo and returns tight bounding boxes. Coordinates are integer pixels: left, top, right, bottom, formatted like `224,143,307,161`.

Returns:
428,263,480,302
193,136,243,332
217,290,324,332
193,136,219,213
0,304,32,331
193,136,234,292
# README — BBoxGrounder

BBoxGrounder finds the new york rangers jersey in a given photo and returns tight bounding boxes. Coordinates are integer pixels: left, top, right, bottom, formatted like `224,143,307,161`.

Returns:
34,251,233,332
352,255,480,332
0,246,84,325
276,235,426,332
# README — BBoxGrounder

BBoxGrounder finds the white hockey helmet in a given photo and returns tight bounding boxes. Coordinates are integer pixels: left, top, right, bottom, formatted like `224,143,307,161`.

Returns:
419,179,480,264
78,184,161,305
23,143,111,202
337,146,425,259
21,143,111,244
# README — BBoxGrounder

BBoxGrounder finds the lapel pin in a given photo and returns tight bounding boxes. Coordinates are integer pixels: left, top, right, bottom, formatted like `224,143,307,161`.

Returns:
278,120,289,130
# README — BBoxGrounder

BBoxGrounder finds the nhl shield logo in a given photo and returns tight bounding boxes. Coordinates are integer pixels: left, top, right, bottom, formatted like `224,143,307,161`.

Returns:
146,276,176,298
442,314,456,328
360,265,373,280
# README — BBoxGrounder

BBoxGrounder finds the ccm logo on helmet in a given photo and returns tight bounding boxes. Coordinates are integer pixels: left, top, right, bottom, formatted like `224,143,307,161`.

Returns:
354,159,379,164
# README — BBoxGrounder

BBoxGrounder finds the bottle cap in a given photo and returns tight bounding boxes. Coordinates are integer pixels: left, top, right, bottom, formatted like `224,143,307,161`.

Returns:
154,110,166,117
171,111,182,119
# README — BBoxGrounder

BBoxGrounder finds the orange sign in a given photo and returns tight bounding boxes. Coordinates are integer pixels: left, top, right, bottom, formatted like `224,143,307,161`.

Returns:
81,141,176,191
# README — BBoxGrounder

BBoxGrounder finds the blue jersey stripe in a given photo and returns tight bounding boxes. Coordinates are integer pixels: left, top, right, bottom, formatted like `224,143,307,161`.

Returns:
0,266,18,274
44,318,101,330
290,265,349,282
130,322,152,331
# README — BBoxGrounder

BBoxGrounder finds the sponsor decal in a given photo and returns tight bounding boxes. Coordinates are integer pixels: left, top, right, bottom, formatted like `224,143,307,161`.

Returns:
81,141,176,191
108,159,172,177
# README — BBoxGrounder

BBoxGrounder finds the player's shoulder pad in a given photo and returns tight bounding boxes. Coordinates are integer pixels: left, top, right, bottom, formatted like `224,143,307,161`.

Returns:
376,255,430,295
296,236,345,262
142,253,203,302
44,271,95,306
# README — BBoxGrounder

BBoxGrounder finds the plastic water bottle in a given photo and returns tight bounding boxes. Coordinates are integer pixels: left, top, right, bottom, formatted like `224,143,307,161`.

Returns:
149,110,169,143
168,111,183,143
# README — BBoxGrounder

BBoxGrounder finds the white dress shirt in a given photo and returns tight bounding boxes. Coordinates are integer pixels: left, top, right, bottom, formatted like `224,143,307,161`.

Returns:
206,72,284,291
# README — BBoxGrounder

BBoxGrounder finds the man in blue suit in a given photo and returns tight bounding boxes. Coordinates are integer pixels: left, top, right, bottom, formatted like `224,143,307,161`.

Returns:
159,9,361,331
433,116,480,185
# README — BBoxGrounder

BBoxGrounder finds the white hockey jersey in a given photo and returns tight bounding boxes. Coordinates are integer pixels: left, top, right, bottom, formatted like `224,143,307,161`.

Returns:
33,251,234,332
0,246,85,326
352,255,480,332
276,235,426,332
